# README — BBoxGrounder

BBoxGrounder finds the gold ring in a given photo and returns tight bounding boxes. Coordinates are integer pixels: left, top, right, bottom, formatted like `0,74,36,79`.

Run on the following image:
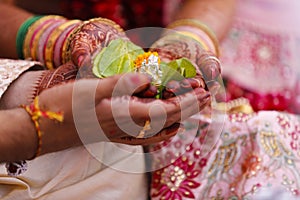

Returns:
136,120,151,138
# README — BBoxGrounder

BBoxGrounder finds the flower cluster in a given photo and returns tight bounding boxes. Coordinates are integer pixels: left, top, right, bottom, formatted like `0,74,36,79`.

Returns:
134,52,162,85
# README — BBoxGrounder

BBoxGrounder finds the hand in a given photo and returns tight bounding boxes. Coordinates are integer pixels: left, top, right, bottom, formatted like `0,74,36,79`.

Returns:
147,33,220,110
36,73,210,153
150,33,221,91
68,18,128,78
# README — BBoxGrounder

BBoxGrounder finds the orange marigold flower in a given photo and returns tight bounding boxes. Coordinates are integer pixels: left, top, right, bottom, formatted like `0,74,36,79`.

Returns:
134,51,160,68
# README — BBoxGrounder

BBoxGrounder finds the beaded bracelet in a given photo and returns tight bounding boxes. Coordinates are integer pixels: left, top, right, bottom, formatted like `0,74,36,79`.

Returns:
167,19,220,57
21,96,64,158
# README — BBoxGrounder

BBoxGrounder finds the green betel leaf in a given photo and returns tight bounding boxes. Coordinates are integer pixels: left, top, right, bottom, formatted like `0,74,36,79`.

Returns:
160,62,183,86
92,38,144,78
169,57,197,78
160,57,197,85
179,58,197,78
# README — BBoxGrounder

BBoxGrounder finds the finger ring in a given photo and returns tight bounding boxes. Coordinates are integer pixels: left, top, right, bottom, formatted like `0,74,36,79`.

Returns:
136,120,151,138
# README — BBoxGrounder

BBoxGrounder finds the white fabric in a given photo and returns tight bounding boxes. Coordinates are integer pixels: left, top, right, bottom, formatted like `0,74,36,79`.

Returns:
0,143,147,199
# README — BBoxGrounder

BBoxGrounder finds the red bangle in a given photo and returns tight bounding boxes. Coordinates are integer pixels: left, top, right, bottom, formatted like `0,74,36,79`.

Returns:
35,18,67,63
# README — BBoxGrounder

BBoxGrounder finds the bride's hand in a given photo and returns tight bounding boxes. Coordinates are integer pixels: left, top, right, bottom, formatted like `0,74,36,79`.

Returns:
68,18,128,78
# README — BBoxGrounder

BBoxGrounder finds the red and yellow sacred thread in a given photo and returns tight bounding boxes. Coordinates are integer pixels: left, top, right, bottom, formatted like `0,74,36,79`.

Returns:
21,96,64,158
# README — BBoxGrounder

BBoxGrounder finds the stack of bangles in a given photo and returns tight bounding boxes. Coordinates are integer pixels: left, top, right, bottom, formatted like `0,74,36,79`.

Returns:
165,19,220,57
16,15,82,69
16,15,124,69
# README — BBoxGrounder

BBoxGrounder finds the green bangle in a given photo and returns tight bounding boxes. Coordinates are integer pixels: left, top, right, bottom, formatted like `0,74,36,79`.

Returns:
16,15,43,59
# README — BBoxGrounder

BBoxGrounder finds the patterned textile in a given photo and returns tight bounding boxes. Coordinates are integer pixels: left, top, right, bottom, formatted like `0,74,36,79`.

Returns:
150,111,300,199
0,59,42,98
60,0,184,48
150,1,300,198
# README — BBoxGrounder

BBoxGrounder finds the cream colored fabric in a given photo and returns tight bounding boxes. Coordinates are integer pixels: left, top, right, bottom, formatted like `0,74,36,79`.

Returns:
0,143,147,200
0,59,42,98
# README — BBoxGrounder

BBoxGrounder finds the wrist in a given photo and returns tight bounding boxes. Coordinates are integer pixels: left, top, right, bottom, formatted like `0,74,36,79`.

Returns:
0,108,37,162
20,96,66,158
166,19,220,57
0,70,45,109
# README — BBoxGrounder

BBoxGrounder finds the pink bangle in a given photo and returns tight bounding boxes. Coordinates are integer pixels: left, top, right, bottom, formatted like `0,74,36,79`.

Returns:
36,19,67,64
53,20,81,67
29,19,52,55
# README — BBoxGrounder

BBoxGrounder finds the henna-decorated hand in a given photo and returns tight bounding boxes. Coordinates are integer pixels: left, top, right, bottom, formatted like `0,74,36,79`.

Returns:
2,17,128,108
36,61,78,95
0,59,210,146
66,18,213,105
68,18,128,78
36,73,210,149
148,30,222,105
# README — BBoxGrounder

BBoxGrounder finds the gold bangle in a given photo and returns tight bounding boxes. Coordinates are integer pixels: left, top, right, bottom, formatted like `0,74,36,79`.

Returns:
56,20,82,66
215,97,254,114
167,19,220,57
61,21,83,64
23,15,66,60
87,17,125,33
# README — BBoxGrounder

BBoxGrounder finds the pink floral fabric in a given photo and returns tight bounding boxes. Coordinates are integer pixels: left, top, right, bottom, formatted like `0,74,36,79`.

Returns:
149,1,300,195
150,111,300,199
220,0,300,113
